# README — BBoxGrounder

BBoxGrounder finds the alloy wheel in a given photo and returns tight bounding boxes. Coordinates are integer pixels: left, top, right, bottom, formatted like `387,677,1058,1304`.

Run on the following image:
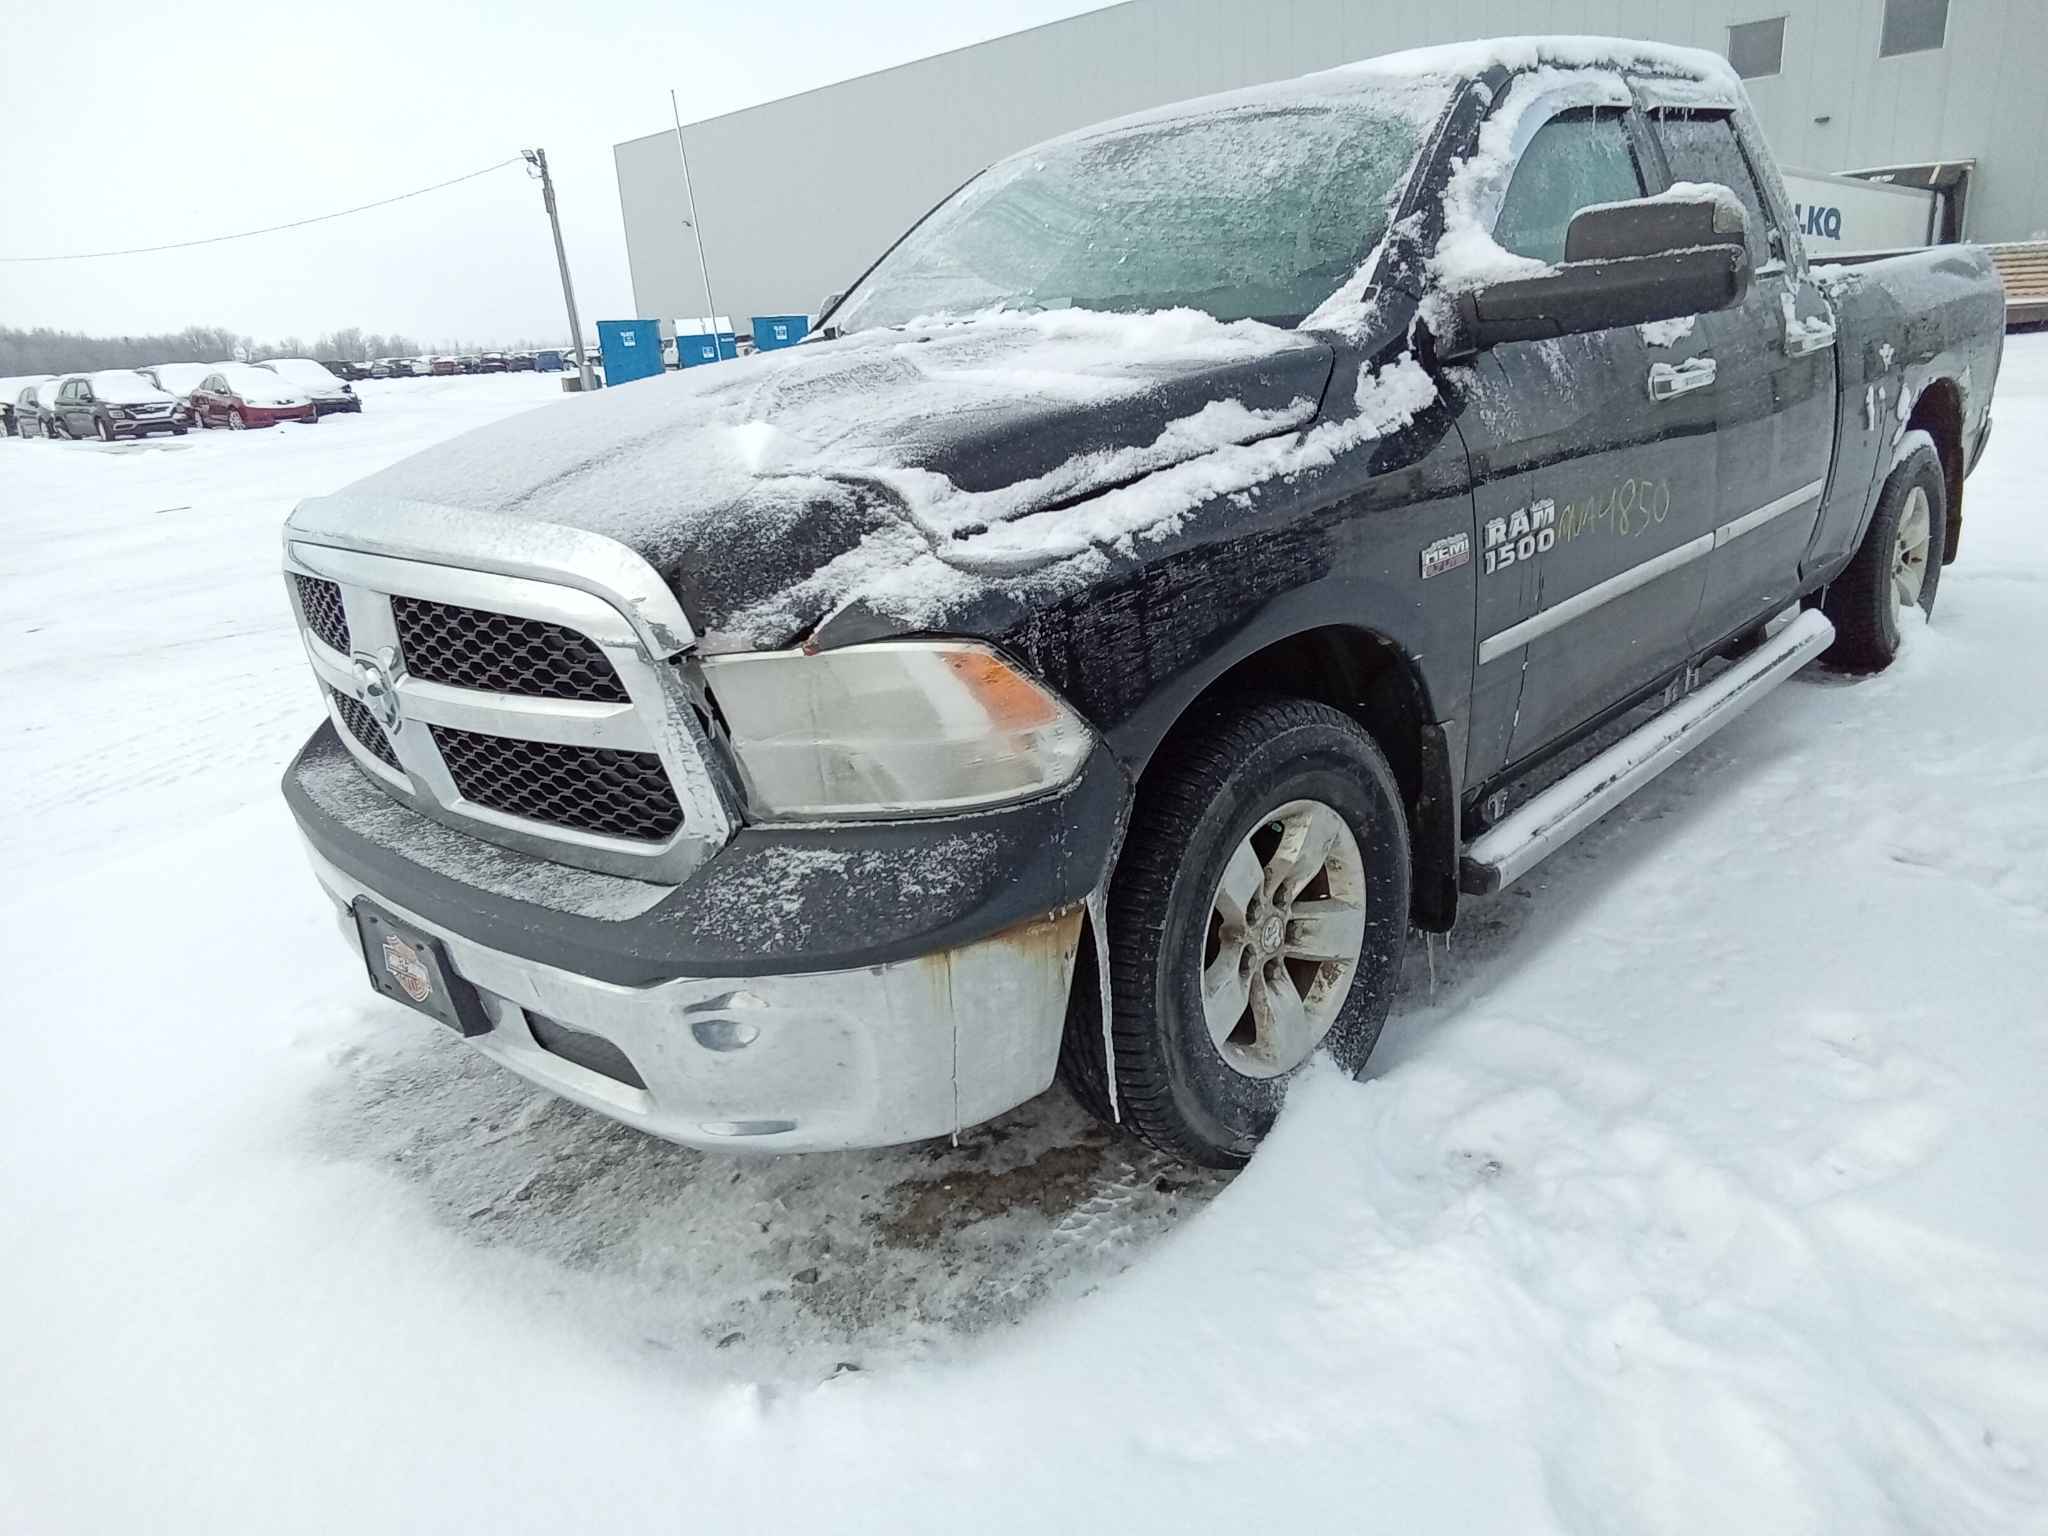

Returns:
1892,484,1932,613
1200,798,1367,1079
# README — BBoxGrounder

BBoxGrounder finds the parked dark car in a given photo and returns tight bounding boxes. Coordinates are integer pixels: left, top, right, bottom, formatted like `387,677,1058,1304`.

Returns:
280,38,2002,1166
257,357,362,415
50,371,189,440
325,360,367,382
12,378,69,438
476,352,507,373
429,356,460,377
0,374,52,435
505,351,536,372
191,364,318,429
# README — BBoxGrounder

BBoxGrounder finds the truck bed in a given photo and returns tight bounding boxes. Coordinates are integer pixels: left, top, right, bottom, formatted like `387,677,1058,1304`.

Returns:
1808,243,2003,574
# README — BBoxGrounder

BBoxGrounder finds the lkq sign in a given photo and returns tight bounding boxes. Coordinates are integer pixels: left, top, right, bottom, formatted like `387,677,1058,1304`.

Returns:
1781,168,1938,255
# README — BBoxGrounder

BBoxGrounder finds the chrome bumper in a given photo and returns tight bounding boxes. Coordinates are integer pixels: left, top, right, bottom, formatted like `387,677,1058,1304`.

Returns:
303,839,1084,1152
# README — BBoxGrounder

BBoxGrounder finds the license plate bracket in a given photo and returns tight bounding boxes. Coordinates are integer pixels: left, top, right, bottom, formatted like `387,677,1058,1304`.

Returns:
352,900,492,1037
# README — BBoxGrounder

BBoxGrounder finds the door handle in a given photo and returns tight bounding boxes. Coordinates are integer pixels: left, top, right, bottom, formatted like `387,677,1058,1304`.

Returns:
1784,321,1836,357
1647,357,1717,401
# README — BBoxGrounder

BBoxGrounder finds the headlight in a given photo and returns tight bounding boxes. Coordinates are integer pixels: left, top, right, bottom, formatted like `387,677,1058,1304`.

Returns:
105,406,128,419
700,640,1093,819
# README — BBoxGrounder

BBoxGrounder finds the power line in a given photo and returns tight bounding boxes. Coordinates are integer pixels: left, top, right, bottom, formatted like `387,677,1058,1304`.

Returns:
0,158,525,263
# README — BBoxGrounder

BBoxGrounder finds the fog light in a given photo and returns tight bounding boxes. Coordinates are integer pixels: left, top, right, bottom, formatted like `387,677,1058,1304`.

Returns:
691,1018,760,1052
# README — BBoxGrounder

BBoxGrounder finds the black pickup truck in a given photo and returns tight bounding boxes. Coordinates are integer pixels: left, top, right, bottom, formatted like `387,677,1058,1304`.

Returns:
281,38,2002,1166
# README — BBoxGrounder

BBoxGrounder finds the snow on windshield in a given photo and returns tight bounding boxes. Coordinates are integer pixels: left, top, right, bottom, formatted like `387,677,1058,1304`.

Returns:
833,84,1447,334
88,370,170,405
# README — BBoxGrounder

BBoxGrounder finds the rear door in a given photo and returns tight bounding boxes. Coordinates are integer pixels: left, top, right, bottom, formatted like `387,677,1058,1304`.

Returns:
1643,100,1837,646
1458,86,1722,783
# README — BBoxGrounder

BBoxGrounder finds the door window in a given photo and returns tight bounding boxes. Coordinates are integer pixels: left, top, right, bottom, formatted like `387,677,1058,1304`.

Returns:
1651,110,1777,268
1493,108,1645,266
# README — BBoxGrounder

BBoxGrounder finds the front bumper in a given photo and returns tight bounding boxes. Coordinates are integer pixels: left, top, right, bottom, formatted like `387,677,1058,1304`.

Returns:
311,397,361,415
303,839,1084,1151
110,415,183,436
285,726,1124,1150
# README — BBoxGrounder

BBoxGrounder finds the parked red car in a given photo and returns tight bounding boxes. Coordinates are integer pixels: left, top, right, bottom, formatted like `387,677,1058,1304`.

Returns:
190,364,319,429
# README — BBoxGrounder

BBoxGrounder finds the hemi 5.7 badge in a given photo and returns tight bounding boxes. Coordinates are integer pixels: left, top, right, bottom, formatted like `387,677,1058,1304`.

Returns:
1420,531,1471,579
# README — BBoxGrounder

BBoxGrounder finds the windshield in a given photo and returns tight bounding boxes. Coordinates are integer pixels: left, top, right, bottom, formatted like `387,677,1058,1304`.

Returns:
832,95,1436,334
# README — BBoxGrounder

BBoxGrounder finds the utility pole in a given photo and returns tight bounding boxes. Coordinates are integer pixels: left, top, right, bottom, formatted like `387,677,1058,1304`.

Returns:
523,148,593,390
670,90,723,358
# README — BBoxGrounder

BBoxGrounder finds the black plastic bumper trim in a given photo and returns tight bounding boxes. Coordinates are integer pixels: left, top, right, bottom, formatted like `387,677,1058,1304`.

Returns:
283,723,1128,988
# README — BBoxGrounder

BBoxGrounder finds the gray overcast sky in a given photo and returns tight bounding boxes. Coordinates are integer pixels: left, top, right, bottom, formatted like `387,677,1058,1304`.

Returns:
0,0,1114,345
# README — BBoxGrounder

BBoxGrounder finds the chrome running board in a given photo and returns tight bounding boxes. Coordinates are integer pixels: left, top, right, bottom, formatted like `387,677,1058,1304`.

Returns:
1460,609,1835,895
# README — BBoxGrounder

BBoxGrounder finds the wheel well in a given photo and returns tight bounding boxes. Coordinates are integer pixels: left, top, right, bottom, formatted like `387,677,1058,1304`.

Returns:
1907,377,1965,562
1157,625,1457,931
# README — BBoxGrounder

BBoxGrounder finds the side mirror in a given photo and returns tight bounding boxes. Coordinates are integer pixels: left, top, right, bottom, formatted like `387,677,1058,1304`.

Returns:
1447,193,1751,355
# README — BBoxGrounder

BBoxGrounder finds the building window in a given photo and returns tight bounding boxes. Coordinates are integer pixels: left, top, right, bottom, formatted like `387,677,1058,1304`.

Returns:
1880,0,1948,56
1727,17,1786,79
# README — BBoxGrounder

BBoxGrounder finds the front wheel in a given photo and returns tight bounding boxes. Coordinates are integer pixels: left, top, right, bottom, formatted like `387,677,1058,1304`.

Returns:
228,409,246,430
95,418,113,442
1064,696,1410,1166
1823,441,1946,671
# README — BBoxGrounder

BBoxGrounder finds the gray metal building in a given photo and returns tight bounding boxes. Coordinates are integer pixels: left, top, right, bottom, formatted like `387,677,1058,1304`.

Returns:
614,0,2048,337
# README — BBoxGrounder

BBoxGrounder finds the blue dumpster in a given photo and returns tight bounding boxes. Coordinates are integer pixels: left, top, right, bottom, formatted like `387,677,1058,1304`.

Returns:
676,331,739,367
597,319,664,385
751,314,810,351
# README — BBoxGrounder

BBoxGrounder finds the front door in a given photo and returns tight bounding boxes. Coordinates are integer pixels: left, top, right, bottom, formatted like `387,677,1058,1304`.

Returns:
1459,98,1722,784
58,380,89,436
1649,106,1838,647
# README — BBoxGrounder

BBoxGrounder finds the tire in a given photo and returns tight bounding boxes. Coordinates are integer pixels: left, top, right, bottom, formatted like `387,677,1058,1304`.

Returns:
172,426,187,436
96,418,113,443
1823,442,1946,672
229,409,246,430
1063,696,1410,1166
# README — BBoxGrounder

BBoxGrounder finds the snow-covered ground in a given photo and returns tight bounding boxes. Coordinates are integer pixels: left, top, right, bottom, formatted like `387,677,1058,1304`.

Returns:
3,356,2046,1533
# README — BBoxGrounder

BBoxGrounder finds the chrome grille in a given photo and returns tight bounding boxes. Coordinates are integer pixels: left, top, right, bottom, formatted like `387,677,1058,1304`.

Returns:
330,688,398,769
433,726,682,841
392,596,627,702
284,525,733,883
296,575,350,653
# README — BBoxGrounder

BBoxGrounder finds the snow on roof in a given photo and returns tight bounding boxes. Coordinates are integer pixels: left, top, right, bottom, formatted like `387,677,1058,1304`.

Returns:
1332,34,1741,90
1033,34,1739,155
88,370,173,405
145,363,218,393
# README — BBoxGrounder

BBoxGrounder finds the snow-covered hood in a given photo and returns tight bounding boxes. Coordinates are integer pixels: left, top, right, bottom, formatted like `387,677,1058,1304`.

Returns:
335,309,1335,651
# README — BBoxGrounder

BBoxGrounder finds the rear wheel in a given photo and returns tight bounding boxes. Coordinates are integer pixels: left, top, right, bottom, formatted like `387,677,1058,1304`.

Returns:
1063,696,1410,1166
1823,442,1946,672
